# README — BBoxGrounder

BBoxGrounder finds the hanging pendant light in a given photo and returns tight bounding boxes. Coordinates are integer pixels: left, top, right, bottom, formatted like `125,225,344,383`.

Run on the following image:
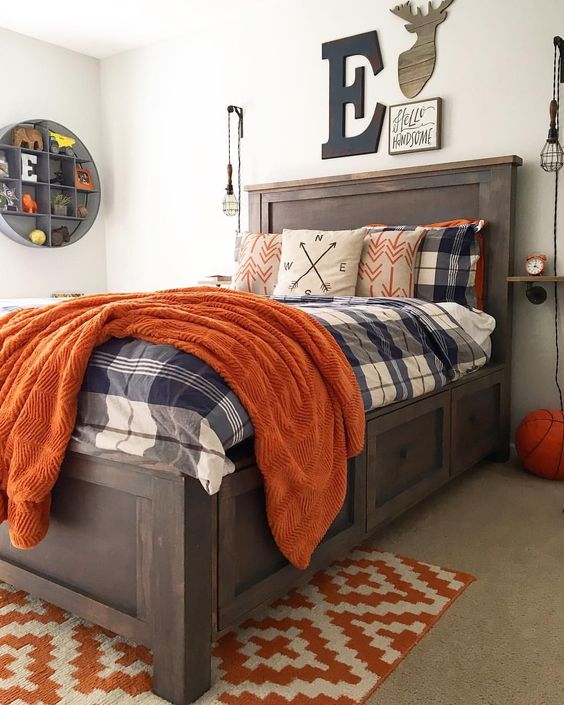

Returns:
540,37,564,173
222,105,244,231
540,99,564,172
223,162,238,215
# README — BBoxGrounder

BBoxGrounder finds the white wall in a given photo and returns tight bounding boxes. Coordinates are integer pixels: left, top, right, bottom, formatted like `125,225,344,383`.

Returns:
100,0,563,428
0,29,106,298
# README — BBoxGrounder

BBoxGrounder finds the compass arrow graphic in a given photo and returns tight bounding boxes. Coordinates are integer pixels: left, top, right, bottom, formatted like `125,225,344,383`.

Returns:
291,242,336,290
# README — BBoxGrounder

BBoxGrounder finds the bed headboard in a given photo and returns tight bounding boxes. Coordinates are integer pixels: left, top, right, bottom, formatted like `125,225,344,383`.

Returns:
246,155,522,365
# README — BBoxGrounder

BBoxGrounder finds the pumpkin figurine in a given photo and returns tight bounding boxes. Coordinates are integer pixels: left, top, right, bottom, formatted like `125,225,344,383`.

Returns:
22,194,38,214
77,205,88,219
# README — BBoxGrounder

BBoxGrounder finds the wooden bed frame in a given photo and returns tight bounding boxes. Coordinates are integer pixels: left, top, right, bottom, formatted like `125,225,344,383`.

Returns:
0,155,521,704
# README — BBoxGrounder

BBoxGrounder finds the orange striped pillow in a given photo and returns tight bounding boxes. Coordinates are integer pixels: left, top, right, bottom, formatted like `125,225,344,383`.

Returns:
232,232,282,295
356,227,426,298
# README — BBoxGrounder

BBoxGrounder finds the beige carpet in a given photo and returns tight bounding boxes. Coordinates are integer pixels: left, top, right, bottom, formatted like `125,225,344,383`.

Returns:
366,459,564,705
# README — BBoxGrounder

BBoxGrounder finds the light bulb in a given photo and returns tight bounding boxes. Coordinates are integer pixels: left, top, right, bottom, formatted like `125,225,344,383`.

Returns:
223,191,239,216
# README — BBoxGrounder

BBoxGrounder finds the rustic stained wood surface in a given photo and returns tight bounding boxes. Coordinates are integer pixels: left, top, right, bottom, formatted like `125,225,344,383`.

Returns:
390,0,456,99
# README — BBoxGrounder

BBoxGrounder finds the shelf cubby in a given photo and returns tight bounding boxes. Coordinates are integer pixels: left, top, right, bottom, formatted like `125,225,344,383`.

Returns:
0,119,100,248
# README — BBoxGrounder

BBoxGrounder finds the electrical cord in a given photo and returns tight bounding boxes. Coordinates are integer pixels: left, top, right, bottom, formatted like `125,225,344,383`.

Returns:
552,41,563,411
553,169,563,410
237,114,242,235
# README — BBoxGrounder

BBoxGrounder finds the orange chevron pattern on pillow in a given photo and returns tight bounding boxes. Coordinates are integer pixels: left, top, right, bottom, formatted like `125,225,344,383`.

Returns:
233,232,282,295
357,227,426,297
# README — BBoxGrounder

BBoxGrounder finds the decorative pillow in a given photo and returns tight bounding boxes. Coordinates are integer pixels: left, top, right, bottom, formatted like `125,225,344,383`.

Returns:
274,228,366,296
232,232,282,295
366,220,486,309
420,220,486,310
415,223,481,307
356,227,426,297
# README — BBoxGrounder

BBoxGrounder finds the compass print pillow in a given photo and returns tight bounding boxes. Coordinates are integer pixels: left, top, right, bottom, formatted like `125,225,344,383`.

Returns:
274,228,367,296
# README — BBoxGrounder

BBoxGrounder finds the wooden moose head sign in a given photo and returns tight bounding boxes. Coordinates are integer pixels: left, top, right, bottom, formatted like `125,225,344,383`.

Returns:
391,0,455,98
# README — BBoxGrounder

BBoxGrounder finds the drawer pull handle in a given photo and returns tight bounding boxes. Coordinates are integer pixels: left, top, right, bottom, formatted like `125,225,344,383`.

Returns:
399,447,409,460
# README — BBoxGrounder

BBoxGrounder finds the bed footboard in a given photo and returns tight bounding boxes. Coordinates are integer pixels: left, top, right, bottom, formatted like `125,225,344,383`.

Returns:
0,452,214,705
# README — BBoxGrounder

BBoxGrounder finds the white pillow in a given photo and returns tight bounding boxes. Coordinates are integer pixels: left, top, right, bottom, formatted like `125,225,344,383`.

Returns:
274,228,366,297
438,302,496,358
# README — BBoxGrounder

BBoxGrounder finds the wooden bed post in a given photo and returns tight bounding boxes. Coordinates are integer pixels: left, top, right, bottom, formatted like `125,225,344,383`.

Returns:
151,474,213,705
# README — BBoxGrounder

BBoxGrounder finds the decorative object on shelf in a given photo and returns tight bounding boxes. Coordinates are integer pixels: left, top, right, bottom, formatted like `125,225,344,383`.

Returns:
21,152,38,182
51,291,84,298
22,194,38,214
525,253,547,276
0,150,9,177
75,166,94,190
0,119,101,249
0,183,18,211
391,0,454,99
51,225,70,247
49,131,76,157
51,169,64,185
516,410,564,480
77,204,88,219
540,37,564,172
223,105,244,233
389,97,442,155
322,31,386,159
52,193,71,217
12,126,43,151
28,228,46,246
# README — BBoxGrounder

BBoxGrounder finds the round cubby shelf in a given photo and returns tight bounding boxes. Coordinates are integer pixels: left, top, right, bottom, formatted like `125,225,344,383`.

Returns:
0,119,101,248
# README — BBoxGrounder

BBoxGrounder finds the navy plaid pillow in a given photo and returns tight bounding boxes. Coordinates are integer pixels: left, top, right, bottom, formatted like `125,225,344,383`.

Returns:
414,224,481,307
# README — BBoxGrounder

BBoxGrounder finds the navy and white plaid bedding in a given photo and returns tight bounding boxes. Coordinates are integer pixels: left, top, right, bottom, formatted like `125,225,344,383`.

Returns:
0,296,488,494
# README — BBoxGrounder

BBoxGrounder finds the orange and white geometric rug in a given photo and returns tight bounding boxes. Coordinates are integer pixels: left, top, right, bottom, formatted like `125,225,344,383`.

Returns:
0,547,474,704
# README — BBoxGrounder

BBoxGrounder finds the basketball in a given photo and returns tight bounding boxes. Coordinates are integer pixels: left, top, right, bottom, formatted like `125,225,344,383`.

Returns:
515,409,564,480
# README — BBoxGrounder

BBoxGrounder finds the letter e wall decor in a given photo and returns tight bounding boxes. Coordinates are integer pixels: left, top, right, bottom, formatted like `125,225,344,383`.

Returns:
322,31,386,160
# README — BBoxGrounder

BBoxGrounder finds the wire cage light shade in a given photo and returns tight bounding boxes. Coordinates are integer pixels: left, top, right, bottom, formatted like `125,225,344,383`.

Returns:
223,162,239,216
541,99,564,172
541,138,564,172
223,191,239,216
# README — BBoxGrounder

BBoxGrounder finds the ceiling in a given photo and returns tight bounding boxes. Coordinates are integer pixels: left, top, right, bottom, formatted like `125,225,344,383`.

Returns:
0,0,249,59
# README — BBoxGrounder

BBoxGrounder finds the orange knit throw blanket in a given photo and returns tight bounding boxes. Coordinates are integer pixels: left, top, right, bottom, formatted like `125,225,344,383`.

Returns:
0,288,364,568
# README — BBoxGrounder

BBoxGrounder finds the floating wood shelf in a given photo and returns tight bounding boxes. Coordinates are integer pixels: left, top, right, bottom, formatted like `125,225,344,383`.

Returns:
507,276,564,282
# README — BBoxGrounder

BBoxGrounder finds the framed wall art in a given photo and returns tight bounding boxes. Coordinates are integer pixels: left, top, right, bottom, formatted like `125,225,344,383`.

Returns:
389,97,442,155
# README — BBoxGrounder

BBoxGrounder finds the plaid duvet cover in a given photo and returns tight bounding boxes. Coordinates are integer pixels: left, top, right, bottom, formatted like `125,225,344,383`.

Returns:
0,296,488,494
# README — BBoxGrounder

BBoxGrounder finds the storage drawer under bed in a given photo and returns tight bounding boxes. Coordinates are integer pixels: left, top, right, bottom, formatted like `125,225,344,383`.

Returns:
450,370,505,475
366,391,450,532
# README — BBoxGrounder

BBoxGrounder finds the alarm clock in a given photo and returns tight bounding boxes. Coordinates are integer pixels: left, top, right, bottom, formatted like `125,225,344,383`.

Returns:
525,254,547,276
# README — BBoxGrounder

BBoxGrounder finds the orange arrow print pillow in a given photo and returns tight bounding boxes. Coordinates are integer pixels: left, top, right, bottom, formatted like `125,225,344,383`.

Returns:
356,227,427,298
